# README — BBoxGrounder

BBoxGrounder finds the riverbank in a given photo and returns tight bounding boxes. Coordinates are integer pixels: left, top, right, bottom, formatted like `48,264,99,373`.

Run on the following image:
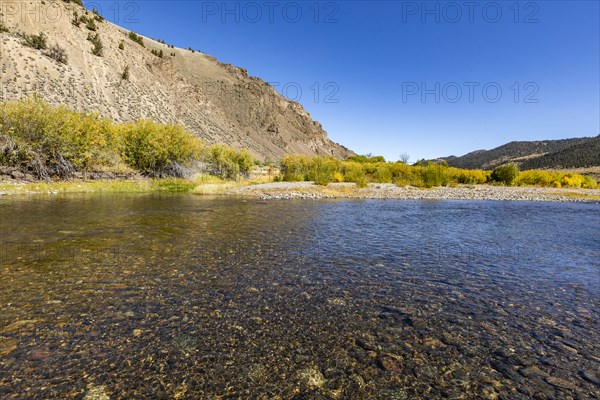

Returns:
227,182,600,202
0,176,257,196
2,178,599,202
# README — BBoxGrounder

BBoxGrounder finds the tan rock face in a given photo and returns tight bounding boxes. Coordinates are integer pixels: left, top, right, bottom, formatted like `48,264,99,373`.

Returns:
0,0,353,160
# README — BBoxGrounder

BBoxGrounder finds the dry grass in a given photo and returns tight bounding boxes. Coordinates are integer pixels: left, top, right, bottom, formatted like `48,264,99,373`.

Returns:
0,179,154,195
547,191,600,200
0,174,277,196
192,175,274,195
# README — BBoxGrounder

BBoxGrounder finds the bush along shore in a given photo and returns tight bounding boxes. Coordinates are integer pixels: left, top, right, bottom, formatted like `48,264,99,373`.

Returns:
279,155,598,189
0,97,254,184
1,97,598,200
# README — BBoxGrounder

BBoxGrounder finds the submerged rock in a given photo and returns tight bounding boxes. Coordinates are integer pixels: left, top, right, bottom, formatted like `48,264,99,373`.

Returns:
580,369,600,386
297,367,326,389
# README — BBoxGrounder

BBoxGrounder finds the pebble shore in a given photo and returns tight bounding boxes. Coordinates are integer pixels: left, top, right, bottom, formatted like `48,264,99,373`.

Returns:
228,182,600,203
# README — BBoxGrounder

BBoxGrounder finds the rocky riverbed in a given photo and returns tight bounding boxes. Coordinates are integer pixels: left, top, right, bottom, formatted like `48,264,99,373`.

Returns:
228,182,600,202
1,195,599,399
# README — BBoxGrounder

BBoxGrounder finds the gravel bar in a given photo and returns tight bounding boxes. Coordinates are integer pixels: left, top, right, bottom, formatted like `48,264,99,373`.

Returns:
228,182,600,203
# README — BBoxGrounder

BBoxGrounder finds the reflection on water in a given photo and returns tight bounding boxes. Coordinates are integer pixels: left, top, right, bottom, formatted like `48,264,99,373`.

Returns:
0,194,599,399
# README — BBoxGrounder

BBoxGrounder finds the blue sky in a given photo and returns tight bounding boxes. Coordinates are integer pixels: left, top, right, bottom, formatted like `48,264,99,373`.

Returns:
91,1,599,161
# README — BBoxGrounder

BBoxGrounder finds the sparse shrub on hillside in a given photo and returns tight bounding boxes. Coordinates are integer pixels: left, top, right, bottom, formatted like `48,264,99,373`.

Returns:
121,66,130,81
85,18,97,31
45,44,68,64
87,33,103,56
71,12,81,27
118,41,124,50
150,49,164,58
63,0,84,6
92,8,104,22
0,22,9,33
490,163,519,185
128,31,144,47
22,32,47,50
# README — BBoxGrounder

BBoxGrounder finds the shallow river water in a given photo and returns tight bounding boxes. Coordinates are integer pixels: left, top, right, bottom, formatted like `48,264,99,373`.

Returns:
0,194,599,399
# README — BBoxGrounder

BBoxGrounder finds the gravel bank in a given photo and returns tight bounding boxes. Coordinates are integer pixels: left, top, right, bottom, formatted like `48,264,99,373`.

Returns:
228,182,600,203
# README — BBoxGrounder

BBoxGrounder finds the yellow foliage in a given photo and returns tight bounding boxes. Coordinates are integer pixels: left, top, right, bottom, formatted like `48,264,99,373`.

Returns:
0,97,252,180
333,172,344,182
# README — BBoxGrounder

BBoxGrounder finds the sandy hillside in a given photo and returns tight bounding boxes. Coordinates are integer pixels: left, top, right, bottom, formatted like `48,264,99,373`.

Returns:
0,0,352,160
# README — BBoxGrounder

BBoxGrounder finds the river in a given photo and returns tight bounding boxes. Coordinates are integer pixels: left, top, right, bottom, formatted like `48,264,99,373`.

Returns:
1,194,599,398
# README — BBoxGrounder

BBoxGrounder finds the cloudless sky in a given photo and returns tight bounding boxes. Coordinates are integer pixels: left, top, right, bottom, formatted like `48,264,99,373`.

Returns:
91,0,599,161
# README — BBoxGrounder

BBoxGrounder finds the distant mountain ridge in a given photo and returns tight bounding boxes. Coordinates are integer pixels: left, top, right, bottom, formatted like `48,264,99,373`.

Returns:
435,136,600,170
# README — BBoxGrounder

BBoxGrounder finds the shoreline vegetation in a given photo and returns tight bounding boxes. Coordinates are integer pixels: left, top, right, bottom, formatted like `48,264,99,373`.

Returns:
1,179,599,202
1,97,599,202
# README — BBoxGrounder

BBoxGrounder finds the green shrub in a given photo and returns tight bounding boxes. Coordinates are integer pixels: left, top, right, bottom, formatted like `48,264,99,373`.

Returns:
202,145,254,180
128,31,144,47
71,12,81,27
0,97,118,178
307,157,340,186
118,41,124,50
449,167,489,184
581,175,598,189
281,154,310,181
157,178,197,192
45,44,68,64
85,18,97,31
22,32,47,50
346,154,386,164
374,166,393,183
342,161,366,185
354,175,369,188
63,0,84,6
92,39,103,56
279,154,598,190
422,163,449,187
87,33,103,56
92,8,104,22
151,49,164,58
491,163,519,185
515,170,597,188
235,148,255,177
120,120,202,176
0,23,9,33
0,97,264,181
121,66,130,81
